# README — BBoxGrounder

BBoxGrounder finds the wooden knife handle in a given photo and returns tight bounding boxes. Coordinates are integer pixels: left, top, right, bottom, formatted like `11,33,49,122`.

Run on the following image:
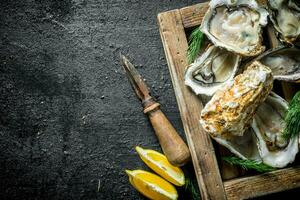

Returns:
144,103,191,166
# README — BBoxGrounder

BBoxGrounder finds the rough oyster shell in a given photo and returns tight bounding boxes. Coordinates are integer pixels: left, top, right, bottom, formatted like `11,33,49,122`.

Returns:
268,0,300,44
200,0,268,56
256,46,300,82
184,45,241,96
210,92,299,168
200,61,273,138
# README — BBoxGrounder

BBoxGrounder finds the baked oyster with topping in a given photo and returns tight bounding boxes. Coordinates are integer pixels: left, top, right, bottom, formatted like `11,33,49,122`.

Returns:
185,45,241,96
200,0,269,56
268,0,300,44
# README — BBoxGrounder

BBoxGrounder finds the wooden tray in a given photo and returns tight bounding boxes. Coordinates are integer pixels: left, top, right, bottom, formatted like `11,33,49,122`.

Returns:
157,2,300,200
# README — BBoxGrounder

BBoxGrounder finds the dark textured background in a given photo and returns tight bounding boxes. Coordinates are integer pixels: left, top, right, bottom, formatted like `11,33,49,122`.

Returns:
0,0,199,199
0,0,299,199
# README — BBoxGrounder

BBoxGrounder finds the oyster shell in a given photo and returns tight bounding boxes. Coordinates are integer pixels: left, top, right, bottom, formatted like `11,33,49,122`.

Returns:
214,127,261,161
268,0,300,44
200,0,268,56
200,61,273,138
256,46,300,82
252,92,299,168
210,92,299,168
184,45,241,96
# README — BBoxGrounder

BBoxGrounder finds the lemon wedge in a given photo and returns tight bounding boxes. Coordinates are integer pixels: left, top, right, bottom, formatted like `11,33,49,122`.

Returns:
125,169,178,200
135,146,185,186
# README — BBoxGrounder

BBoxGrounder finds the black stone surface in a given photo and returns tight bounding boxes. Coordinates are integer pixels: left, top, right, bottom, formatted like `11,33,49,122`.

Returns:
0,0,200,199
1,0,299,199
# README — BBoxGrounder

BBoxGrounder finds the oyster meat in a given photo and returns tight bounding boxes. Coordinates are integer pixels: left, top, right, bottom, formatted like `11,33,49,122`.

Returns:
184,45,241,96
200,61,273,138
268,0,300,44
252,92,299,168
257,46,300,82
200,0,268,56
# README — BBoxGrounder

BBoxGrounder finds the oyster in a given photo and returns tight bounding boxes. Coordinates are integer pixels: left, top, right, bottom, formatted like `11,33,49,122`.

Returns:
252,92,299,168
268,0,300,44
199,58,299,167
256,46,300,82
209,92,299,168
214,127,261,161
184,45,241,96
200,61,273,138
200,0,268,56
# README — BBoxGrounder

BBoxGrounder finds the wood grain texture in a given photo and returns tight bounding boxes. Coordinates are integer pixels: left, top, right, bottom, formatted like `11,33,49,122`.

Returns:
145,104,191,166
157,9,226,200
224,166,300,200
180,0,242,182
158,2,300,200
179,2,209,28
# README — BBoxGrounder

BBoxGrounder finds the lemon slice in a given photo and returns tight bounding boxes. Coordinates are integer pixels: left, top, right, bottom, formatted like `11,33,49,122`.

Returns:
125,170,178,200
136,146,185,186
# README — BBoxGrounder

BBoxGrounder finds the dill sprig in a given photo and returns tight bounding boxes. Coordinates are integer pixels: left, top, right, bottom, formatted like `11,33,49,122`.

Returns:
185,177,200,200
283,91,300,139
222,156,275,173
289,91,300,108
187,27,204,64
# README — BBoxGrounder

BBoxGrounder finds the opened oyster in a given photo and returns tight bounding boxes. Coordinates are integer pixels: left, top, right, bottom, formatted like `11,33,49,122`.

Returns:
200,61,273,138
256,46,300,82
214,127,261,161
208,92,299,168
185,45,241,96
200,61,299,167
268,0,300,44
200,0,268,56
252,92,299,168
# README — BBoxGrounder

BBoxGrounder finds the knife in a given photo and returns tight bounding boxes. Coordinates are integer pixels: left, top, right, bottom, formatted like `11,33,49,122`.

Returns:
120,54,191,166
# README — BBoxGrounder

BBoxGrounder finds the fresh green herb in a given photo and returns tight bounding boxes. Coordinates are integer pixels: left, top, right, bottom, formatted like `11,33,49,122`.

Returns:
283,91,300,139
222,156,275,173
187,27,204,64
185,177,200,200
289,91,300,108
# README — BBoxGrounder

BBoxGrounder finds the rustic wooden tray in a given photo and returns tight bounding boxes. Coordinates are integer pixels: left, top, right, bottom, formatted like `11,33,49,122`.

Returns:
157,2,300,200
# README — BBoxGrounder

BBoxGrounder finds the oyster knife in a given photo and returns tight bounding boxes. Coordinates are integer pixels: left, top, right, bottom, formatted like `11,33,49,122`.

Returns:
120,54,190,166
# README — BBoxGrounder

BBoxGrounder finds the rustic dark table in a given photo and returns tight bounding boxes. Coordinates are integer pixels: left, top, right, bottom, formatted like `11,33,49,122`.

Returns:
1,0,299,199
0,0,200,199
